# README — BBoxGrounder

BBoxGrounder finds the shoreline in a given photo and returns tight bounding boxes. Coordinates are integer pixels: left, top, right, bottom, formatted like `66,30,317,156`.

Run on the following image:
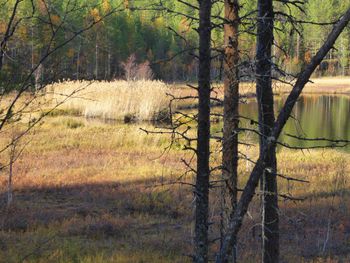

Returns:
243,77,350,95
171,77,350,107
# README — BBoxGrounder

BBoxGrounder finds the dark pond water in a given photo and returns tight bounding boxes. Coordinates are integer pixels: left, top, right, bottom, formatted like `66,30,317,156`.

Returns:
91,94,350,152
239,95,350,151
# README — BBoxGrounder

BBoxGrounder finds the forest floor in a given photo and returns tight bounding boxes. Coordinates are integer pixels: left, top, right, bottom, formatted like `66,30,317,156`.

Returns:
0,77,349,263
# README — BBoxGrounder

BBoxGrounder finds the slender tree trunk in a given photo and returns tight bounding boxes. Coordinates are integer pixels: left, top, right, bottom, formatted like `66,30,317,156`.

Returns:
7,149,14,207
195,0,212,262
255,1,279,262
216,8,350,263
31,23,34,71
34,63,43,90
95,35,99,79
297,29,306,69
76,40,81,80
108,48,111,79
0,49,4,72
221,0,240,261
341,37,345,76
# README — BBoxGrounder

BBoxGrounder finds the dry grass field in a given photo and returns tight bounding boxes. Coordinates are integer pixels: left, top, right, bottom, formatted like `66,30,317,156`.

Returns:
46,78,350,120
0,79,349,262
48,80,172,122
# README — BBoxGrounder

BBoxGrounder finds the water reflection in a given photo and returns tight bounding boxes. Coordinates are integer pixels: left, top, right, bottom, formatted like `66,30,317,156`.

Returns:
239,95,350,151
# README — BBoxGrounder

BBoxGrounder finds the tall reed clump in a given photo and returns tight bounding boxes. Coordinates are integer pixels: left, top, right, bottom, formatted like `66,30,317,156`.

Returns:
47,80,172,122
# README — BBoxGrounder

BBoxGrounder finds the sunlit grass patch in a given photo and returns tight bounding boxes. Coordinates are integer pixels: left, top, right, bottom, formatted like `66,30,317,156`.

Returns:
277,149,349,198
47,80,173,122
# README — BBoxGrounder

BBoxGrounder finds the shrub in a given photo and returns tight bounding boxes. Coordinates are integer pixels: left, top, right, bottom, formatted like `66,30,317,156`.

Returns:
121,54,154,81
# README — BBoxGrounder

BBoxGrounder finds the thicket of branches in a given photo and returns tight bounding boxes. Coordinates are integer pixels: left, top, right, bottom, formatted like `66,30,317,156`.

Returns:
144,1,350,262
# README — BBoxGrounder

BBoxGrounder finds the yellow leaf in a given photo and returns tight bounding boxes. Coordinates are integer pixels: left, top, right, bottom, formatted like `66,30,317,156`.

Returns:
102,0,111,12
90,8,101,22
51,14,61,26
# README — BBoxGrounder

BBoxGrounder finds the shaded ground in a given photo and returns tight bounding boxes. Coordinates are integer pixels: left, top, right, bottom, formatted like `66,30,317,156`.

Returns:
1,182,349,262
0,181,192,263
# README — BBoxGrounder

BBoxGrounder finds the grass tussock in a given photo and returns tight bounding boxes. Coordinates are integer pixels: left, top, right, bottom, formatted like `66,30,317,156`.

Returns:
48,80,172,122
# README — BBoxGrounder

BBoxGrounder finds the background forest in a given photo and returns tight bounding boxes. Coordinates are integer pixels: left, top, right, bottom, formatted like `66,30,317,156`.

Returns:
0,0,349,86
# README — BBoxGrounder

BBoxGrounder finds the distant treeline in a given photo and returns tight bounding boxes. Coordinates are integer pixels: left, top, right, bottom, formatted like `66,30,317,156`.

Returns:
0,0,349,87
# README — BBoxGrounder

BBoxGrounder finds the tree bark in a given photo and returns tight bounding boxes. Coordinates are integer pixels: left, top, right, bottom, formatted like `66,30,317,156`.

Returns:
195,0,212,262
255,1,279,262
222,0,240,261
216,7,350,263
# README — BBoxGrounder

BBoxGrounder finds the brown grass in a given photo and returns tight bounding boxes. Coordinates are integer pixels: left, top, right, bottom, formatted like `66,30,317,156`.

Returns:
48,80,172,121
0,113,348,262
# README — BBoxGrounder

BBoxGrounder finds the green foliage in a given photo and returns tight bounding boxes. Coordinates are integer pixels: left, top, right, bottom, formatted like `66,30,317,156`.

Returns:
63,118,85,129
0,0,349,88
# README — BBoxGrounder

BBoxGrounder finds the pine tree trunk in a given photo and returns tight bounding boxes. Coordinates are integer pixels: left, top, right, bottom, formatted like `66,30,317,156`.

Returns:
255,1,279,262
222,0,240,261
195,0,212,262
